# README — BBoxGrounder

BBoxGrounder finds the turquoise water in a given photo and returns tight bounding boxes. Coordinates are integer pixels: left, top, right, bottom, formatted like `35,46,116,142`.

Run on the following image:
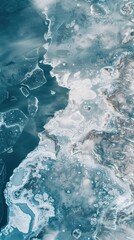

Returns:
0,0,134,240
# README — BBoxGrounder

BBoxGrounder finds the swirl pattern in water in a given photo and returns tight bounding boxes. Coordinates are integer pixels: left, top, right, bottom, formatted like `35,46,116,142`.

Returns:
0,0,134,240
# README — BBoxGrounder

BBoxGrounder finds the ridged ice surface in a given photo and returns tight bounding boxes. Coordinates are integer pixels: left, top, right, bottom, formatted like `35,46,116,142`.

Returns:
0,0,134,240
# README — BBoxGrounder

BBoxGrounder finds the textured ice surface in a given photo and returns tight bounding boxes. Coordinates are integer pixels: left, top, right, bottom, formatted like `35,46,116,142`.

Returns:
1,0,134,240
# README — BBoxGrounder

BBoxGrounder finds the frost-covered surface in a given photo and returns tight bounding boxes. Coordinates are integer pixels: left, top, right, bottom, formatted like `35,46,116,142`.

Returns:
1,0,134,240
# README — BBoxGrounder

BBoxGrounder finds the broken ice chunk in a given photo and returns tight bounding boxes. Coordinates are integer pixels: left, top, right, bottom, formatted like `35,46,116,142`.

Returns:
22,68,46,90
20,86,29,97
2,109,27,127
28,96,39,117
0,109,28,154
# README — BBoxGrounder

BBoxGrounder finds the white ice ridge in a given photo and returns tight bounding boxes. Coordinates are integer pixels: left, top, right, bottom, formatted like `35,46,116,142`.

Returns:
1,0,134,239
